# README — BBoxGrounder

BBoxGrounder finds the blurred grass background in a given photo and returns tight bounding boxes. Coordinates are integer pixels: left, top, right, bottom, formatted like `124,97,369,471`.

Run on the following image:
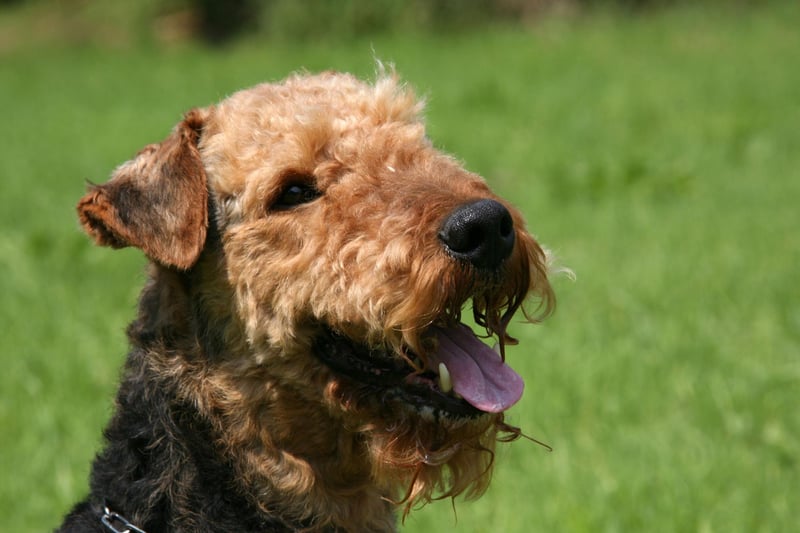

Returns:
1,1,798,531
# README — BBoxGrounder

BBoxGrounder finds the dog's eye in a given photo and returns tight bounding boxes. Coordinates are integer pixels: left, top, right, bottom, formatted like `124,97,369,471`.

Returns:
273,182,320,210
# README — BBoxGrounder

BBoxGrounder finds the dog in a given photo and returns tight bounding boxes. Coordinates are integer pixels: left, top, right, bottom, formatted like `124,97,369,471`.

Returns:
57,70,555,532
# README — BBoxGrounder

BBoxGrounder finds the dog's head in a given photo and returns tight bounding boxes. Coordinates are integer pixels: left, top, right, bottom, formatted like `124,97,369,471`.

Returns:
79,71,554,512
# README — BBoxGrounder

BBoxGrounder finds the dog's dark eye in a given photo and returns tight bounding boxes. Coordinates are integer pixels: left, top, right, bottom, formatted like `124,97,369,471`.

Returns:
273,182,320,210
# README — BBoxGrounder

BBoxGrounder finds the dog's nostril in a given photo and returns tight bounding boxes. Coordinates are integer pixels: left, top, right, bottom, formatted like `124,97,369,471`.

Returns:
439,199,515,270
499,212,513,238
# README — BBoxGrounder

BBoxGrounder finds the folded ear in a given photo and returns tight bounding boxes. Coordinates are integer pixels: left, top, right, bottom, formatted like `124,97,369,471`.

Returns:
78,109,209,270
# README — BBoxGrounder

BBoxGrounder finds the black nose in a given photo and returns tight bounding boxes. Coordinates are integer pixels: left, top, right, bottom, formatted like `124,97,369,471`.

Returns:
438,199,515,270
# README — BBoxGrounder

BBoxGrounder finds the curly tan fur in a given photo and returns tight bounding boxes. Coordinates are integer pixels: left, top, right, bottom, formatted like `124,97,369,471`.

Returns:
59,71,554,532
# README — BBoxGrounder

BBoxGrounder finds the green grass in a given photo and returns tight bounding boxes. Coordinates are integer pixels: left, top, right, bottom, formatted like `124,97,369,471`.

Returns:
2,3,799,531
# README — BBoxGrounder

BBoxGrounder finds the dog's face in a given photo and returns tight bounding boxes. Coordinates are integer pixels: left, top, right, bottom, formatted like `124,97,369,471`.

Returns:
198,73,552,420
78,72,553,508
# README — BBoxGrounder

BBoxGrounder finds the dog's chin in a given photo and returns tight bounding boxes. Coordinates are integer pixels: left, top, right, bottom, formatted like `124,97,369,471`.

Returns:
313,325,502,421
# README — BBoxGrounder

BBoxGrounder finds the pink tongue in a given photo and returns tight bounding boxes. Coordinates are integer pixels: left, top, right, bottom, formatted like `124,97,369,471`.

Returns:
429,324,524,413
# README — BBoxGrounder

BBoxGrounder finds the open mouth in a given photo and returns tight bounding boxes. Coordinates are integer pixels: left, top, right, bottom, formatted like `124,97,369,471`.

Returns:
313,323,524,418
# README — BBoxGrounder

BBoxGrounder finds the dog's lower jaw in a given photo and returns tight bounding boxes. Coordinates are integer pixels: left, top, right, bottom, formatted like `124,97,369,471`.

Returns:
157,351,497,531
317,368,503,514
207,352,501,531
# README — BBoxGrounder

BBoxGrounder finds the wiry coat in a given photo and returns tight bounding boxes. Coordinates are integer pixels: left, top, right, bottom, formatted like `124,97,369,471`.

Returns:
58,72,554,532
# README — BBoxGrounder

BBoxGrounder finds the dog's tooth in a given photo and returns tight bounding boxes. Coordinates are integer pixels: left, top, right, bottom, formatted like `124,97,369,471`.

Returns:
492,343,501,355
438,363,453,393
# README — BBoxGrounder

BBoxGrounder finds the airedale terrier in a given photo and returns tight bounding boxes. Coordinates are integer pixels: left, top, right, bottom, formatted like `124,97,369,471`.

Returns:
58,71,555,532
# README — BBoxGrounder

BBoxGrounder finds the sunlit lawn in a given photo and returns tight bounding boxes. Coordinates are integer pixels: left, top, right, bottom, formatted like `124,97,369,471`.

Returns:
1,2,798,531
